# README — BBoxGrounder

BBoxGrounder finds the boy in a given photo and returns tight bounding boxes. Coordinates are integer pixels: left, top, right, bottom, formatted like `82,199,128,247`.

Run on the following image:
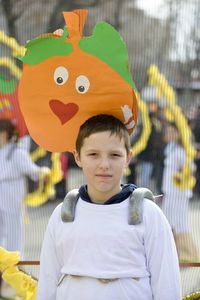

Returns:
37,114,181,300
17,9,181,299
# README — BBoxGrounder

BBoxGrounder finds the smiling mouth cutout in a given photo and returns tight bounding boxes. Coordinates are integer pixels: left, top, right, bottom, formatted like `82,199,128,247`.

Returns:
49,100,79,124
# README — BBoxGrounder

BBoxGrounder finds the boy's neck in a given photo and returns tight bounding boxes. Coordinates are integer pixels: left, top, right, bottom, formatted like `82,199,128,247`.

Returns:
87,186,122,204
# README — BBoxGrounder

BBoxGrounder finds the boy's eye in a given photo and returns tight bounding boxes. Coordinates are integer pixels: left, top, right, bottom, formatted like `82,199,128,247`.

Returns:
111,153,121,157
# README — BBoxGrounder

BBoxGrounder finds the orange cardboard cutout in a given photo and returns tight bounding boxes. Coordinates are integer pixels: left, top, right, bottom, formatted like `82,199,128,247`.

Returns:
18,10,138,152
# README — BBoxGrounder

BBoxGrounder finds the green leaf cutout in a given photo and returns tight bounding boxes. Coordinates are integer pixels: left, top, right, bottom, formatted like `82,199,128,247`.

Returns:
18,27,73,65
79,22,137,90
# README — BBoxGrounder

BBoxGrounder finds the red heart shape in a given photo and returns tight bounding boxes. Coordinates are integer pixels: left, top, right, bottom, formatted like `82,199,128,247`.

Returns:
49,100,79,125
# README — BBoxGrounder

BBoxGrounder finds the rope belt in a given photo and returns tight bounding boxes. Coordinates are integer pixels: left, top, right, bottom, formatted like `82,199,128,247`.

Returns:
58,275,140,286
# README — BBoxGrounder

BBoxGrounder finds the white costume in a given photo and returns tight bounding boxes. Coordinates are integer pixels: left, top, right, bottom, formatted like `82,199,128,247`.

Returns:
162,141,193,233
37,196,181,300
0,142,40,256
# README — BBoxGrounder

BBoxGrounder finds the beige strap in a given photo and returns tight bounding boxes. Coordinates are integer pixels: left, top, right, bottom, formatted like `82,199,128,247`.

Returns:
58,274,140,286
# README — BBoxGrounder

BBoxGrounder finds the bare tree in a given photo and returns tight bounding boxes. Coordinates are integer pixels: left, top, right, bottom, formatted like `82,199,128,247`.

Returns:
1,0,18,38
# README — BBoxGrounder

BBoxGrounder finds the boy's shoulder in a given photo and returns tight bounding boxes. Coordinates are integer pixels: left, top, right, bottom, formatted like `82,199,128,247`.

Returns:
52,188,162,225
49,203,63,224
143,198,171,229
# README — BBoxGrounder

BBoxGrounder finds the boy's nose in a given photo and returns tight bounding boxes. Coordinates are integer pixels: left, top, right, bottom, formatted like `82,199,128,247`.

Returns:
99,156,110,169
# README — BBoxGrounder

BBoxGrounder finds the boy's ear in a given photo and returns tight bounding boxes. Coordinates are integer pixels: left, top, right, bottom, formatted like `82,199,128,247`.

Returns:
73,150,82,168
127,150,133,165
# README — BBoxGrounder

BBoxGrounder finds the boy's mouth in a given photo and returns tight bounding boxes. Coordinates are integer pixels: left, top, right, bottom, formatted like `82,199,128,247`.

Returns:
95,174,112,178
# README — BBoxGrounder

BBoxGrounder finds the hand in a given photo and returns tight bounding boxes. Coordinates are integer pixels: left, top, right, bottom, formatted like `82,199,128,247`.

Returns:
53,29,63,36
40,166,51,176
40,167,51,185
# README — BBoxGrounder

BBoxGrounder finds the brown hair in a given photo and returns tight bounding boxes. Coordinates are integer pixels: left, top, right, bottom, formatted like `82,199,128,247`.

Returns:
76,114,130,155
0,119,18,141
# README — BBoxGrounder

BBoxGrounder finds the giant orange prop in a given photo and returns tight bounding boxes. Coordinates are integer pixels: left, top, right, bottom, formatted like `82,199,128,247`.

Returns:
18,9,138,152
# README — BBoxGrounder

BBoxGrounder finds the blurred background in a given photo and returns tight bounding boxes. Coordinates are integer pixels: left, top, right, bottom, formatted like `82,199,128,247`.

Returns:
0,0,200,298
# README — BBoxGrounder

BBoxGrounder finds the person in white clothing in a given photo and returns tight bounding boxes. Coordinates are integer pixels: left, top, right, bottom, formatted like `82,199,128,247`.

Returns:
0,119,50,257
37,114,181,300
162,122,199,262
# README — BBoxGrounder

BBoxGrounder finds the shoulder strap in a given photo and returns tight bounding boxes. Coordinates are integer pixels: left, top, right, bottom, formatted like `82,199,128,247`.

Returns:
61,187,155,224
61,189,79,222
128,187,155,225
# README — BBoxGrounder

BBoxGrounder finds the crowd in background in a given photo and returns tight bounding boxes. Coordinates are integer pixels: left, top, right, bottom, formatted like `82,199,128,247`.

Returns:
0,101,200,298
1,100,200,258
125,101,200,197
25,100,200,201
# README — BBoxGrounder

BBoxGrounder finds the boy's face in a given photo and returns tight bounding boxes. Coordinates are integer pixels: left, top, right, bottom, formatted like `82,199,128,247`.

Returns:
73,131,132,203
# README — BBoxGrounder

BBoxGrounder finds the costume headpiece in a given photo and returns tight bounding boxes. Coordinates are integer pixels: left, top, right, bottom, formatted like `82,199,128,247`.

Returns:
18,9,138,152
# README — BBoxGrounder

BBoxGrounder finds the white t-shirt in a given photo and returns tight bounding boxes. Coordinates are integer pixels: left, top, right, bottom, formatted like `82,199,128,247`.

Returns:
37,197,181,300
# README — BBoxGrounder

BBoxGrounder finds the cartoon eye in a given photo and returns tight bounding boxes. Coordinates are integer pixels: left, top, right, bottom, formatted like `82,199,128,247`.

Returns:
75,75,90,94
54,67,69,85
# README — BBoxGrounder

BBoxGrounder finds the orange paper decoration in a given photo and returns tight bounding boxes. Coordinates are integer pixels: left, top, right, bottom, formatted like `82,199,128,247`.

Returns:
18,10,138,152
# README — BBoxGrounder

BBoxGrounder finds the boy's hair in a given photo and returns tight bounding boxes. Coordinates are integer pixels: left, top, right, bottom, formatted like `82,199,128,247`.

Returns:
0,119,17,141
76,114,130,155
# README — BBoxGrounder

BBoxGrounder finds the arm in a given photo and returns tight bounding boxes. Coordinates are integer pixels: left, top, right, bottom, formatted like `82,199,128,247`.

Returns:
13,147,49,181
144,201,182,300
37,205,62,300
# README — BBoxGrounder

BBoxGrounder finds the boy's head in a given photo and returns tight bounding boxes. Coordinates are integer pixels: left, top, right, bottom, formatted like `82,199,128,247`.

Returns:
74,114,132,203
75,114,131,155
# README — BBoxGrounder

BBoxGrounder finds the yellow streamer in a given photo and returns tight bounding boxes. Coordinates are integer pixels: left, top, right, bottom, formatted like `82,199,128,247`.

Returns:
0,247,20,273
25,152,63,207
131,93,152,157
0,31,26,57
148,64,196,190
0,57,22,79
30,147,46,161
0,247,37,300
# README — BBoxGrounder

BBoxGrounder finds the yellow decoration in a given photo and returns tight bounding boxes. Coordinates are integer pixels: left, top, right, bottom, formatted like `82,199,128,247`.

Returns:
0,247,37,300
0,31,26,57
3,266,37,300
131,93,152,157
163,107,174,122
0,31,23,79
0,57,22,79
182,291,200,300
25,152,62,206
30,147,46,161
28,147,64,207
148,65,196,190
0,247,20,273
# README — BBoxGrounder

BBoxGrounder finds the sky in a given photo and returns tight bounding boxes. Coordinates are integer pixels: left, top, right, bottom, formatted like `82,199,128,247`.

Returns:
135,0,199,62
135,0,169,19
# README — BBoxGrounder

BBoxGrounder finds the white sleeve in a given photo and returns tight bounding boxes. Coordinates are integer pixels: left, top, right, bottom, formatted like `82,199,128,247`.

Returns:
143,201,182,300
13,148,40,180
37,205,62,300
172,147,185,171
